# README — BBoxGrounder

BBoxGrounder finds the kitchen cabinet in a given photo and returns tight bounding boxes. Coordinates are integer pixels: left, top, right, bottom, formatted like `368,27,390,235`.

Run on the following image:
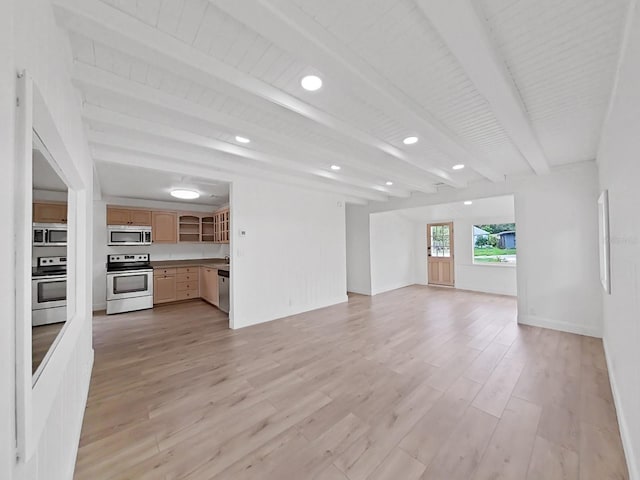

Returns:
178,214,201,243
201,216,215,242
33,202,68,223
152,211,177,243
213,207,230,244
176,266,199,300
153,274,176,304
129,209,152,225
107,207,152,226
105,204,228,244
200,267,219,306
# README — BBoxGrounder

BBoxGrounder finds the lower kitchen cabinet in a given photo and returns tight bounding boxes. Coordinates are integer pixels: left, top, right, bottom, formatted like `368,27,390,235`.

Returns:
154,274,177,304
200,267,219,306
152,265,220,307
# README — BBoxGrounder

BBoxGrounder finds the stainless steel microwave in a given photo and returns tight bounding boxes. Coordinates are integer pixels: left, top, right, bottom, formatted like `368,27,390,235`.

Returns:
107,225,152,246
33,223,67,247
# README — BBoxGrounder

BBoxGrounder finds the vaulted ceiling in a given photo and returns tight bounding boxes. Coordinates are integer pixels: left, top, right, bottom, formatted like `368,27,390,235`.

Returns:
53,0,629,204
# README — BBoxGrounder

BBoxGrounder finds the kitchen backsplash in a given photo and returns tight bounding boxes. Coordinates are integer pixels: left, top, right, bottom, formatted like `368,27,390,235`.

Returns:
105,242,230,261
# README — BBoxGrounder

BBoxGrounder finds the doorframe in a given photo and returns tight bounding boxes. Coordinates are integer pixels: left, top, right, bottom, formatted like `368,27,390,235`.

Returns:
426,221,455,287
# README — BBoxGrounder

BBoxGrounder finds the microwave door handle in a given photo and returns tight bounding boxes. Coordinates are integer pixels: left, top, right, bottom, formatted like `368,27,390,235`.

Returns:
44,229,48,244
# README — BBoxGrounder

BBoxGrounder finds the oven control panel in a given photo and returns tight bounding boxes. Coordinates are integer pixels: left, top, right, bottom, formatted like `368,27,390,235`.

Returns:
108,254,150,263
37,256,67,267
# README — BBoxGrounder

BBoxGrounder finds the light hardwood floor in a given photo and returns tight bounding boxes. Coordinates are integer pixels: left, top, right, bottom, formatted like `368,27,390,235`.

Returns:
75,287,629,480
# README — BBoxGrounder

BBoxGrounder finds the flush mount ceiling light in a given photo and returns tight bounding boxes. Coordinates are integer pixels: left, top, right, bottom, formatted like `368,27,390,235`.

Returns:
402,136,418,145
171,189,200,200
301,75,323,91
452,164,465,170
385,181,394,186
464,201,473,205
330,165,341,171
235,135,250,144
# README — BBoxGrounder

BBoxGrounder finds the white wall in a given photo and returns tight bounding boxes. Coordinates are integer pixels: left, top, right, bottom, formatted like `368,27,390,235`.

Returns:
230,178,348,329
514,165,602,337
0,0,17,476
596,1,640,476
345,204,371,294
92,198,230,310
358,162,602,337
369,211,416,295
412,216,518,296
3,0,95,479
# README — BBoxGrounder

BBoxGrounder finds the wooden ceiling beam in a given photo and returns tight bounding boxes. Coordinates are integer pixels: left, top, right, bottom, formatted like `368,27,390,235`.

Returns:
212,0,503,182
88,133,389,203
53,0,462,187
83,104,412,199
72,62,437,194
415,0,550,175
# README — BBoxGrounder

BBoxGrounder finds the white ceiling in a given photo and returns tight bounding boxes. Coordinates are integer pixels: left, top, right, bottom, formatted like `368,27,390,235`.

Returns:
95,161,229,206
398,195,515,222
52,0,630,204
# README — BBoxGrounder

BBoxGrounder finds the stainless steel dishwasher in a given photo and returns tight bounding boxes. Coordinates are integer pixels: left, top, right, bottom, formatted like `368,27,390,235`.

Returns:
217,268,229,314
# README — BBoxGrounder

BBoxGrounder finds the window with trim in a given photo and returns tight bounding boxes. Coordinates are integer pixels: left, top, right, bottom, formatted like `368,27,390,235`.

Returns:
473,224,516,265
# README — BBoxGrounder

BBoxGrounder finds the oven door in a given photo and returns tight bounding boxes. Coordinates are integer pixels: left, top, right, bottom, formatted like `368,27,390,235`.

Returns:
108,228,144,246
32,277,67,310
107,270,153,301
46,228,67,246
108,227,152,246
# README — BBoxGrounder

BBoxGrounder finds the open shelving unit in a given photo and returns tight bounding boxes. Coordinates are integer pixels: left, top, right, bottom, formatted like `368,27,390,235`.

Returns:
178,214,201,243
201,215,216,243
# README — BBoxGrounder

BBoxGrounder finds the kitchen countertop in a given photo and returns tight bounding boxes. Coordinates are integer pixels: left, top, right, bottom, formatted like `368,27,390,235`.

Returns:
150,258,229,269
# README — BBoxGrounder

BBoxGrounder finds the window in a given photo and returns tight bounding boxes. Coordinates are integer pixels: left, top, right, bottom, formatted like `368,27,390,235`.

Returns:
430,224,451,257
473,223,516,264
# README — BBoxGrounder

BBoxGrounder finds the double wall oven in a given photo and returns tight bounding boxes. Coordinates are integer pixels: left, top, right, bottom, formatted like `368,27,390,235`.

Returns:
106,254,154,315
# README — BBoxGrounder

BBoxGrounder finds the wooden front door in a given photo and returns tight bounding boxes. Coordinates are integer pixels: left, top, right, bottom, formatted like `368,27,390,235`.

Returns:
427,222,455,286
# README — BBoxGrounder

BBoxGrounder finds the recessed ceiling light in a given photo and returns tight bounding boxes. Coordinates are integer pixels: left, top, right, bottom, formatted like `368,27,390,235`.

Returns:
330,165,341,171
452,164,465,170
171,189,200,200
235,135,250,144
403,136,418,145
301,75,323,91
385,181,393,186
464,200,473,205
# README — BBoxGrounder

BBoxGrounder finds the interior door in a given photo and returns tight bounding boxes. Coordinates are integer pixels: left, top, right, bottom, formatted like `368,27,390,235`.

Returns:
427,222,455,286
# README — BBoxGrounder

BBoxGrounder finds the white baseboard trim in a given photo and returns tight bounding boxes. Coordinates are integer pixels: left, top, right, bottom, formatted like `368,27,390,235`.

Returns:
232,295,349,330
92,302,106,312
456,285,517,297
65,347,93,480
371,282,414,296
603,339,639,480
518,314,601,338
347,288,372,296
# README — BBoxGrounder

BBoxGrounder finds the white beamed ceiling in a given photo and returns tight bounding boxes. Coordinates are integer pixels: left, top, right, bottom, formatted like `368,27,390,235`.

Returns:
53,0,630,203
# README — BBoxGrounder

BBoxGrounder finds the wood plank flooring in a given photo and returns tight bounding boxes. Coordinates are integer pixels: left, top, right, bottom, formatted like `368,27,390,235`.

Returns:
74,286,629,479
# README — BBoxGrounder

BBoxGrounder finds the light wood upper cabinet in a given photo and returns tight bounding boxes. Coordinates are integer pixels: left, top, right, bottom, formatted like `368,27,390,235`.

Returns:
104,204,228,244
178,214,201,243
107,207,152,226
129,209,152,226
212,207,230,244
106,208,129,225
33,202,67,223
152,211,177,243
